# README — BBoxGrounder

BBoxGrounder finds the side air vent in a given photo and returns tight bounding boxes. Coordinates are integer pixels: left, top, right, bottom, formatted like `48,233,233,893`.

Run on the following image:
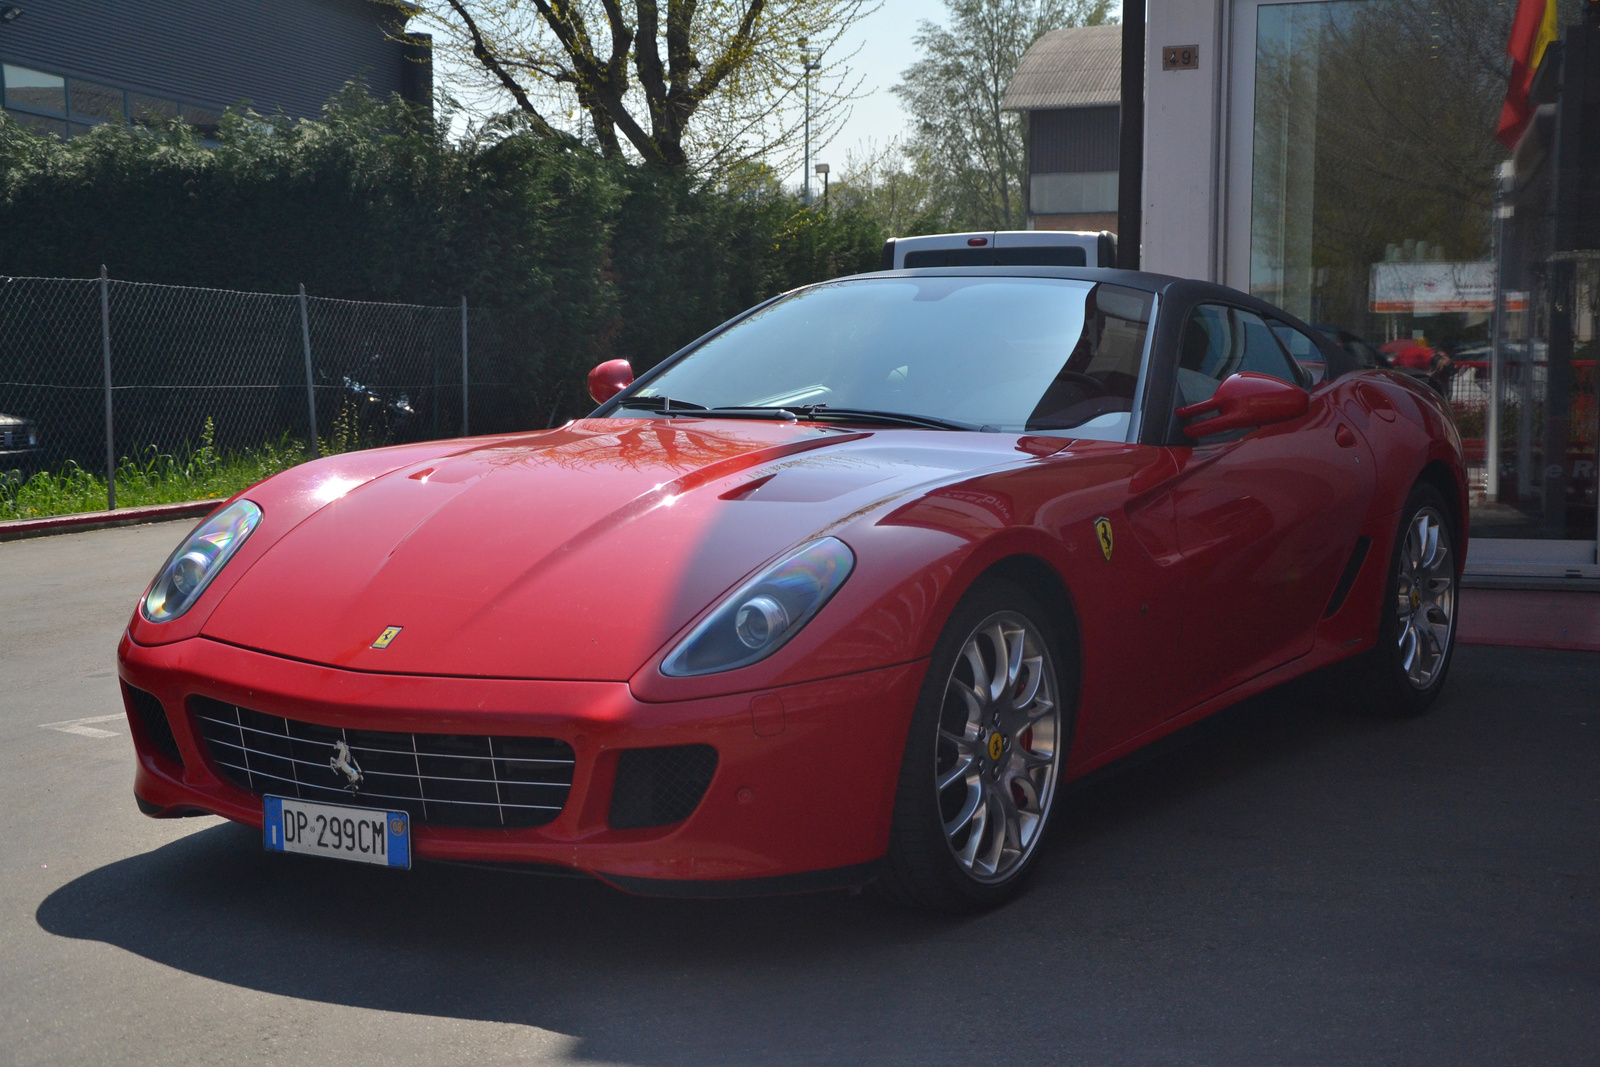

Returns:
609,745,719,830
1324,536,1373,618
123,683,184,767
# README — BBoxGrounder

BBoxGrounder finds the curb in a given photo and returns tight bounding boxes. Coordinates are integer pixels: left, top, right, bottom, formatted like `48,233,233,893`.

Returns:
0,499,223,543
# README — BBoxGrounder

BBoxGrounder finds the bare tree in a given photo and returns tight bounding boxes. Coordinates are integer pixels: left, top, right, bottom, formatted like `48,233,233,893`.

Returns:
403,0,873,173
830,139,943,235
893,0,1112,231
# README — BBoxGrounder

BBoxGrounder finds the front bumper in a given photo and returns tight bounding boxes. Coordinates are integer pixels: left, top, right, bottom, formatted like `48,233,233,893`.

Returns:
117,633,925,892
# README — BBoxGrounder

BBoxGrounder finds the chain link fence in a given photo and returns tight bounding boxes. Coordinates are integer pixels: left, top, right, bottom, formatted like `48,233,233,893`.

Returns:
0,274,552,509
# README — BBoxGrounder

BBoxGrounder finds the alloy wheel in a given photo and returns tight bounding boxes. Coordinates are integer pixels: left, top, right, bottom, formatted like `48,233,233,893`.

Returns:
934,611,1060,884
1395,506,1455,690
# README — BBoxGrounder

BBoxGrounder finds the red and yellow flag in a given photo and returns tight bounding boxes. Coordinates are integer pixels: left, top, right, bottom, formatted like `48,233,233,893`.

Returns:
1498,0,1561,149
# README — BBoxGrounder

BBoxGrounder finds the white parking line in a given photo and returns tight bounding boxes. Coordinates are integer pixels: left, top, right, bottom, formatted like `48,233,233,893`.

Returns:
39,713,126,739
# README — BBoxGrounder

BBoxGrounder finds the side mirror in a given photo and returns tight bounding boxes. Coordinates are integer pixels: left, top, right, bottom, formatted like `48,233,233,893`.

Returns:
587,359,634,404
1175,372,1309,440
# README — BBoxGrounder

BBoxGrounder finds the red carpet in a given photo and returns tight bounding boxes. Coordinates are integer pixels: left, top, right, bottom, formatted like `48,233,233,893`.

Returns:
1457,588,1600,652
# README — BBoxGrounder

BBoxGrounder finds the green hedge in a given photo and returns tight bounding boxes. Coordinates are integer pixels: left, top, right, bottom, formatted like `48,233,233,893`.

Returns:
0,88,885,423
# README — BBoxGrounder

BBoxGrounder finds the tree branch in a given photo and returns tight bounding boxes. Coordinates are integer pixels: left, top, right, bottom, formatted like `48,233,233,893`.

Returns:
689,0,765,103
442,0,559,136
633,0,671,117
665,0,699,96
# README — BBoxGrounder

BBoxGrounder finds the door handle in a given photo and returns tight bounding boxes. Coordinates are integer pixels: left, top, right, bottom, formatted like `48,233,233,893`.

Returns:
1335,423,1358,448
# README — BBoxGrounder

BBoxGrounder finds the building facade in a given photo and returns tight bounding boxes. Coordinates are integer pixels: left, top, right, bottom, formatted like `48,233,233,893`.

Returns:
0,0,430,138
1005,25,1122,233
1140,0,1599,582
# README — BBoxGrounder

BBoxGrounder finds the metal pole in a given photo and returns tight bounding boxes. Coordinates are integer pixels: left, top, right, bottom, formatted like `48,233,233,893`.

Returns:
1116,0,1146,269
100,265,114,511
460,295,469,437
803,63,811,207
1517,353,1533,497
299,284,319,459
1487,163,1510,500
800,40,819,207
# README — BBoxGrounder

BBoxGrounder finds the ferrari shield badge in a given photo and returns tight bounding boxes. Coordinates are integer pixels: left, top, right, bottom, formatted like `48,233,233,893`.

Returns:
1094,517,1114,561
371,625,403,649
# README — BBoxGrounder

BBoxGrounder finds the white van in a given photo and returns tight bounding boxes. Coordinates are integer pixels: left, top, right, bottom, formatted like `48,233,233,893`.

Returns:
880,230,1117,271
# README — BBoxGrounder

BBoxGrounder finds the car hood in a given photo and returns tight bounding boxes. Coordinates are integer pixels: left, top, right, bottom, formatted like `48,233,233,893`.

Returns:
202,418,1039,680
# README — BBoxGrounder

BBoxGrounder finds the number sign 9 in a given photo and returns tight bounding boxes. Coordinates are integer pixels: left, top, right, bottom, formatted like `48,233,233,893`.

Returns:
1162,45,1200,71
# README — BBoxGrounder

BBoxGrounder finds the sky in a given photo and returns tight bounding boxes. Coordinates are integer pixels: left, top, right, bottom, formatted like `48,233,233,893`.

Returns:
809,0,946,174
749,0,1123,185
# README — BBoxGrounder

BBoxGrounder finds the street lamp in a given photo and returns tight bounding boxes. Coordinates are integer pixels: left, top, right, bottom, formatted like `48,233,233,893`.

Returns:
799,38,822,206
815,163,829,208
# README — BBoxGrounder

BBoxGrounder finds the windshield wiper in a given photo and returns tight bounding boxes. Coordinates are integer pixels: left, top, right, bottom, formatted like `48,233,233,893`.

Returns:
615,396,798,421
788,406,983,431
615,395,707,413
615,396,975,429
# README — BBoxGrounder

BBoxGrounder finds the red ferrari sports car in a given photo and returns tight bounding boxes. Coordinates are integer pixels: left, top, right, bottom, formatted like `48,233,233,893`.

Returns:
118,267,1465,910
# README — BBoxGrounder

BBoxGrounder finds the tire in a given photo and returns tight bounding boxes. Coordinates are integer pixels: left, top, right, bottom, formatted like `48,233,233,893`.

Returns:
1346,482,1460,717
873,578,1074,911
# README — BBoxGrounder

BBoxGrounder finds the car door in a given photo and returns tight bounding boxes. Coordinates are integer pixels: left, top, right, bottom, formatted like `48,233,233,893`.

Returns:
1163,304,1376,711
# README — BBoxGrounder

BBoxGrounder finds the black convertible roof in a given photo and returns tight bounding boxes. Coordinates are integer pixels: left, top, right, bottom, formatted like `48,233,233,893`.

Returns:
851,265,1276,317
844,265,1359,381
844,265,1356,403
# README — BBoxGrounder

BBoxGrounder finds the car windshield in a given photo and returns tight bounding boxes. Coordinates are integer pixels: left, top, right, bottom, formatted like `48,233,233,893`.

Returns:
629,276,1155,438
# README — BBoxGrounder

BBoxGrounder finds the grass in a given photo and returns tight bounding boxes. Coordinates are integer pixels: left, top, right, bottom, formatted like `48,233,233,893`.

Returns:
0,418,309,522
2,404,399,522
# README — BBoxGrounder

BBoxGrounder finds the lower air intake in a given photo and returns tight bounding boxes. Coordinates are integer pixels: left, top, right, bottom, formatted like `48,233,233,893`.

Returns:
190,697,574,829
609,744,719,829
123,683,183,768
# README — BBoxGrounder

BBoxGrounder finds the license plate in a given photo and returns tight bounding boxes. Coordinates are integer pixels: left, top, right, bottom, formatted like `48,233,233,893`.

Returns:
263,795,410,869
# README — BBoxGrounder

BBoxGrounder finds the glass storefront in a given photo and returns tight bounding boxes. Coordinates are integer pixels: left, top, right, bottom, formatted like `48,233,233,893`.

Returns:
1233,0,1599,573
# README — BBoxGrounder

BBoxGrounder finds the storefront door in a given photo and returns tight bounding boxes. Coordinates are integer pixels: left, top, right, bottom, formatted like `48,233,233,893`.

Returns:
1221,0,1600,579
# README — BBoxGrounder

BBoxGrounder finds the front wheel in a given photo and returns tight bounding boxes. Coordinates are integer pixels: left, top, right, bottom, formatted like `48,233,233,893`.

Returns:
874,579,1072,911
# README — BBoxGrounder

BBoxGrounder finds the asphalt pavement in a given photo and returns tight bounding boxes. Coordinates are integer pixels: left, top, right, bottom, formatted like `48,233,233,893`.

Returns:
2,522,1597,1066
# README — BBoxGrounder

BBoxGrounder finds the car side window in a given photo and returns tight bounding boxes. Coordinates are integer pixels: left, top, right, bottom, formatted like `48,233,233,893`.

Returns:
1236,310,1300,382
1176,304,1233,407
1176,304,1302,409
1268,322,1321,386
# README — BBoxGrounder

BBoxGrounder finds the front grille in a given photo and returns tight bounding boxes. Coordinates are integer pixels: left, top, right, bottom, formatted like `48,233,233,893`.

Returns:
191,697,575,829
609,745,718,829
124,683,183,768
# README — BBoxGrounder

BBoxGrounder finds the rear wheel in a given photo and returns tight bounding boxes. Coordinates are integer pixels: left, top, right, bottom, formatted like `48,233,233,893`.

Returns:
875,579,1072,911
1349,483,1459,717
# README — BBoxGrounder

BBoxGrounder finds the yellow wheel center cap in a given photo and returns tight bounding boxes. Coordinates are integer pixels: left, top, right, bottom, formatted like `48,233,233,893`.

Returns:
988,732,1004,761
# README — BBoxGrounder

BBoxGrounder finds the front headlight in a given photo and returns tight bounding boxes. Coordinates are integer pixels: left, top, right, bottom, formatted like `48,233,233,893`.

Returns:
662,537,855,677
142,500,263,623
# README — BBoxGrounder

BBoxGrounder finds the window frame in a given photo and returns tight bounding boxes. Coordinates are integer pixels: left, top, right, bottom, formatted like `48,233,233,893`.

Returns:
1162,300,1313,445
1,62,224,140
1267,319,1325,387
1,62,68,118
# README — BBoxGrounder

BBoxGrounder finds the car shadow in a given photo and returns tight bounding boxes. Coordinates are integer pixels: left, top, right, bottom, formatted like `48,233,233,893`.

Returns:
30,672,1469,1065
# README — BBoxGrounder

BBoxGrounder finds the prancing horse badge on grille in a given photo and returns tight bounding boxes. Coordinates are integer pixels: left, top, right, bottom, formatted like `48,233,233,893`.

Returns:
330,740,364,791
